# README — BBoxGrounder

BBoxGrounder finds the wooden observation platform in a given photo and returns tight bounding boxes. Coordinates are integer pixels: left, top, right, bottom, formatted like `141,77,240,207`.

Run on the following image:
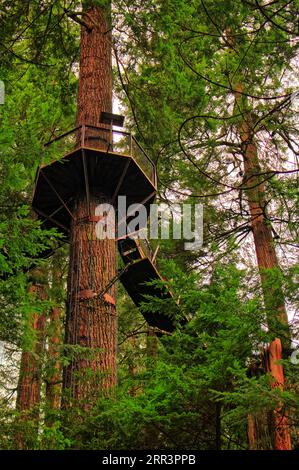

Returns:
32,124,181,333
32,125,157,235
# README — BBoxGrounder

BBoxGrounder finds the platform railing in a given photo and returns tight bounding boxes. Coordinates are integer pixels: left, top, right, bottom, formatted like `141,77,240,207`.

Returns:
136,238,154,262
118,235,159,267
44,124,157,187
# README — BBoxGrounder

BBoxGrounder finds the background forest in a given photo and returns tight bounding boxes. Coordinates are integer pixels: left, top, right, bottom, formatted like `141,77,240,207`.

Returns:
0,0,298,450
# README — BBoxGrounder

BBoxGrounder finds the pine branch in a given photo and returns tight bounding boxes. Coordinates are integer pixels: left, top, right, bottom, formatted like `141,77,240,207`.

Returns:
64,9,92,32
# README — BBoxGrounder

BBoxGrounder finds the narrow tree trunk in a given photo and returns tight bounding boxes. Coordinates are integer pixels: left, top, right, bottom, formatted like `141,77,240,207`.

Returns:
46,307,62,413
266,338,291,450
146,327,158,360
16,291,46,411
235,85,291,449
215,403,222,450
236,94,289,346
16,281,47,449
247,414,257,449
62,5,116,406
46,254,64,416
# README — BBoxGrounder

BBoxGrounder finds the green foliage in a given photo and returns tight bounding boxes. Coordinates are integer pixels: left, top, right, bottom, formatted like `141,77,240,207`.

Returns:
48,262,297,450
0,0,298,451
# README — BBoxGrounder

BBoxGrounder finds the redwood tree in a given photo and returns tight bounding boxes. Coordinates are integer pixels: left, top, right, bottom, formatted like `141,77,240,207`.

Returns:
111,0,298,449
16,272,47,449
16,291,46,414
62,3,117,406
235,86,291,450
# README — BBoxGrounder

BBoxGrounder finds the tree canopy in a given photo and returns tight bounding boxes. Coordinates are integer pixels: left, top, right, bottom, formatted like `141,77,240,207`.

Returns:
0,0,298,451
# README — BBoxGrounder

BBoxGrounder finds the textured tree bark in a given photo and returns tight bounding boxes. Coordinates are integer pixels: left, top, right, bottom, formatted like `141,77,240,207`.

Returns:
235,85,291,450
236,99,289,344
215,402,222,450
247,414,257,449
266,338,291,450
15,282,47,449
62,4,116,406
46,307,62,413
76,5,112,147
247,410,273,450
16,289,46,412
247,339,291,450
63,195,116,404
146,326,158,359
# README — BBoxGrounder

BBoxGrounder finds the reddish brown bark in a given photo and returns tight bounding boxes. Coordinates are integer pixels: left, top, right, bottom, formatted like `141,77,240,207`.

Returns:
63,195,116,405
247,412,273,450
147,327,158,359
62,5,116,405
247,414,257,449
15,283,47,449
235,85,291,449
247,339,291,450
46,307,62,411
16,285,47,412
266,338,291,450
76,5,112,143
236,86,289,337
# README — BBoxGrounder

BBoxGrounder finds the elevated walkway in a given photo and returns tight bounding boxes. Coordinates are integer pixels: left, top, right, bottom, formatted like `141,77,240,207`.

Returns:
32,125,157,235
118,238,183,333
31,125,183,334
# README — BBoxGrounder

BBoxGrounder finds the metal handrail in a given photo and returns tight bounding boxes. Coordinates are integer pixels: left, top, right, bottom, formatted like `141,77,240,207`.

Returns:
131,135,157,187
45,125,136,147
44,125,157,187
44,125,82,147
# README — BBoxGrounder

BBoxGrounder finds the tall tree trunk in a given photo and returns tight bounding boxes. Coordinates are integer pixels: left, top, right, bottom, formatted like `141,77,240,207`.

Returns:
46,252,64,419
236,87,289,344
46,307,62,414
16,275,47,449
235,85,291,450
146,327,158,359
266,338,291,450
16,291,46,412
63,195,116,404
76,5,112,143
62,4,116,406
215,402,222,450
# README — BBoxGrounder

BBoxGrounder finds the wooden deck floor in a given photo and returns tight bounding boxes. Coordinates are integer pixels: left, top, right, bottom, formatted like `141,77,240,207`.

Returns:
32,147,156,234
